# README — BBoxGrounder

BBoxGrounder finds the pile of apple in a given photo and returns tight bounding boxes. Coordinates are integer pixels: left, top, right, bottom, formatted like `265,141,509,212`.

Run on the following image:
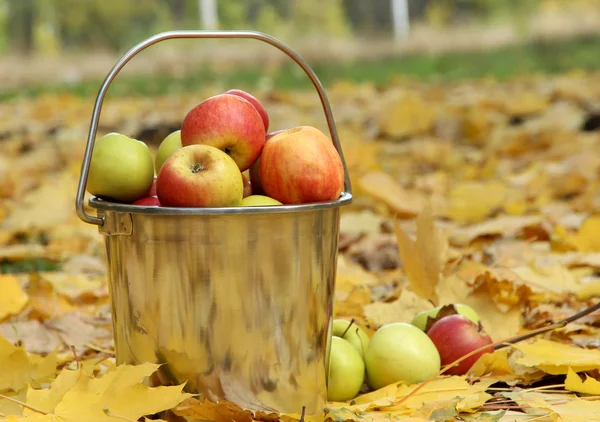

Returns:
327,303,494,402
86,89,345,208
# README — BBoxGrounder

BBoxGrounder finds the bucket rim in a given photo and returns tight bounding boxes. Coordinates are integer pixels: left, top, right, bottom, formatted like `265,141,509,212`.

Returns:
88,191,353,215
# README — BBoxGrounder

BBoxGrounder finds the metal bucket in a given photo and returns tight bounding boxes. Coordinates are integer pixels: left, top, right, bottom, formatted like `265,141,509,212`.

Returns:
75,31,353,416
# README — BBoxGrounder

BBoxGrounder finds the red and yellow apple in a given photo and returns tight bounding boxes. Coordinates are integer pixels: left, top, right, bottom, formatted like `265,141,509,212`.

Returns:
133,195,161,206
224,89,269,132
181,94,265,172
241,172,252,198
259,126,345,204
156,144,244,208
240,195,282,206
249,130,285,195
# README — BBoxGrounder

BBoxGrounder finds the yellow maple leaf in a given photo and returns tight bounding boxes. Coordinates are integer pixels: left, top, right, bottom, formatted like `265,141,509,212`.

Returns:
536,396,600,422
0,275,29,321
0,336,57,392
363,289,433,327
446,180,508,223
393,204,448,306
358,172,425,218
38,272,105,301
565,367,600,395
563,214,600,252
512,339,600,375
20,362,192,421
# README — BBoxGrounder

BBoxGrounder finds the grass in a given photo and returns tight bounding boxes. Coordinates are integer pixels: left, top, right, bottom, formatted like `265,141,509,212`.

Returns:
2,34,600,101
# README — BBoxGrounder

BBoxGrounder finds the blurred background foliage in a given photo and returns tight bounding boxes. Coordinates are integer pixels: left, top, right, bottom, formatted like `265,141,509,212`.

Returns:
2,0,599,54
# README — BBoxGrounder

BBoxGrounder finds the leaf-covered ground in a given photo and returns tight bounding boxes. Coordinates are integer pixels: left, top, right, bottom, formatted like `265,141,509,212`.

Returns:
1,70,600,421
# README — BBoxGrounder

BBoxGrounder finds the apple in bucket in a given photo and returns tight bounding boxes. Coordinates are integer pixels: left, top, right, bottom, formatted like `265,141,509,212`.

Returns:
156,144,244,208
181,93,266,172
259,126,345,204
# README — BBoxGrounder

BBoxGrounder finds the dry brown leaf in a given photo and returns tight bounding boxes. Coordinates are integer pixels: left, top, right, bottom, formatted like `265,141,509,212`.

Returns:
172,397,255,422
392,204,448,306
449,215,546,247
358,172,425,218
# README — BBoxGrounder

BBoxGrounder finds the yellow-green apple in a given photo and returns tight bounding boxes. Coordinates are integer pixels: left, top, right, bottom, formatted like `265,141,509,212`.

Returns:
248,129,285,195
242,172,252,198
156,144,243,208
411,304,481,332
224,88,269,131
181,94,265,172
365,322,440,390
426,315,494,375
327,336,365,402
87,132,154,203
240,195,282,206
259,126,345,204
155,130,182,173
332,319,370,359
132,195,160,206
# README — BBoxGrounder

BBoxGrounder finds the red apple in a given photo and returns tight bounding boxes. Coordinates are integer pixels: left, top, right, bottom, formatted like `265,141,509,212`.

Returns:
249,130,285,195
242,172,252,198
133,195,161,206
426,314,494,376
157,144,244,208
224,89,269,131
148,177,157,196
259,126,345,204
181,94,265,172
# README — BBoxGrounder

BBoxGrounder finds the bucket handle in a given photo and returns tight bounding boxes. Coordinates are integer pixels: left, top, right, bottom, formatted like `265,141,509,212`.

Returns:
76,30,352,226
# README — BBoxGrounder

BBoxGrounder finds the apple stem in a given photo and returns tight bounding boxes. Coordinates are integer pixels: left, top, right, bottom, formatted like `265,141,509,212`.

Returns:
391,300,600,408
340,319,356,338
493,301,600,351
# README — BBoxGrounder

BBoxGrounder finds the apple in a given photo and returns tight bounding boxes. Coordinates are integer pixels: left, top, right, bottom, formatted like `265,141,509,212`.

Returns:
155,130,182,174
181,94,266,172
411,304,481,332
156,144,244,208
426,314,494,376
242,172,252,198
87,132,155,203
365,322,440,390
248,130,285,195
132,195,160,206
224,88,269,131
259,126,345,204
332,319,370,359
240,195,282,206
327,336,365,402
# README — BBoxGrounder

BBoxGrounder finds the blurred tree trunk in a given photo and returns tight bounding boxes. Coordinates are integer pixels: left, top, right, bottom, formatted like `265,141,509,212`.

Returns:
7,0,36,54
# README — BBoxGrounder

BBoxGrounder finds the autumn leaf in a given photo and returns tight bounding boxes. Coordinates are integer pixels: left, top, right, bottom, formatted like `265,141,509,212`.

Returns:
358,172,425,218
446,180,508,223
171,397,255,422
512,339,600,374
0,275,29,321
565,367,600,395
15,362,192,421
392,204,448,306
0,336,57,392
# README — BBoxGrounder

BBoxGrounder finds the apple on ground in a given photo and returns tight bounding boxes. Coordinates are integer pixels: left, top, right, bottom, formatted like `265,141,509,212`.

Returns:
132,195,161,206
411,303,481,332
242,172,252,198
87,132,155,203
181,93,266,172
259,126,345,204
240,195,282,206
332,319,370,359
224,88,270,132
327,336,365,402
157,144,244,208
426,314,494,376
365,322,440,390
249,129,285,195
155,130,182,174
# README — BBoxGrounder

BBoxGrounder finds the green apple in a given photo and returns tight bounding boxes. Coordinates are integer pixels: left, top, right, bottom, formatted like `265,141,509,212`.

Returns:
155,130,182,174
87,132,155,203
240,195,282,206
327,336,365,402
332,319,370,359
365,322,440,390
411,304,481,332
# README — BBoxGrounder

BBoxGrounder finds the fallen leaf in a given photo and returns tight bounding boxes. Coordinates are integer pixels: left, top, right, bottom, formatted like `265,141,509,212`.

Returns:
0,275,29,321
447,181,508,223
358,172,425,218
512,339,600,375
38,272,106,301
565,366,600,395
393,204,448,305
172,397,254,422
363,289,434,327
562,214,600,252
0,335,57,391
449,215,546,247
0,321,61,355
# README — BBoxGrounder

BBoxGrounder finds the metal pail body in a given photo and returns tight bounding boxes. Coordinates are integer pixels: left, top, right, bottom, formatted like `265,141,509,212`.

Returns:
75,30,354,416
91,198,349,414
